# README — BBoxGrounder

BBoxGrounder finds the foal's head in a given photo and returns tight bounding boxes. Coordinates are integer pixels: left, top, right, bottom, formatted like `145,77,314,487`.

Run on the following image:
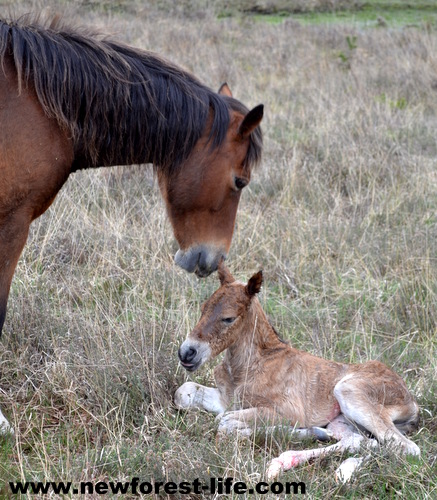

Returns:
158,84,263,278
178,261,263,372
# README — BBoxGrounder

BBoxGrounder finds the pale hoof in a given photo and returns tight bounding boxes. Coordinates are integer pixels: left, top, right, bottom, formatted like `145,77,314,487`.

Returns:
266,451,301,479
174,382,199,409
402,440,421,457
309,426,333,442
0,410,13,435
266,458,283,480
335,457,363,483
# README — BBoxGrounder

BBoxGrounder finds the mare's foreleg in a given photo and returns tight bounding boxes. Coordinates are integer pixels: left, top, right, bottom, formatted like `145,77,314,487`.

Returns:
0,211,32,335
0,211,32,433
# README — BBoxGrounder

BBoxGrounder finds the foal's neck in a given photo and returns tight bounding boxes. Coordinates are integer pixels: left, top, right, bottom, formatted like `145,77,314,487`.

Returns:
226,298,286,371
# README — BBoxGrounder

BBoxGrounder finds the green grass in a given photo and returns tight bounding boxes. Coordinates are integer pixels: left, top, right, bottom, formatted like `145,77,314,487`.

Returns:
290,9,437,28
249,1,437,28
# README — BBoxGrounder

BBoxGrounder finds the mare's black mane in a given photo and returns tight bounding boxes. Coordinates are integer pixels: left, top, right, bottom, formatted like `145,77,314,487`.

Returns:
0,15,262,172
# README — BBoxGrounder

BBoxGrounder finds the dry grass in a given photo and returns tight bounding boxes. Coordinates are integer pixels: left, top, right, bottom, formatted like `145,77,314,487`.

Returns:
0,0,436,497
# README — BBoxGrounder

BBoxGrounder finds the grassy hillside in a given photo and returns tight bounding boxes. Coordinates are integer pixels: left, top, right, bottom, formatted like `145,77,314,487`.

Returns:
0,0,436,497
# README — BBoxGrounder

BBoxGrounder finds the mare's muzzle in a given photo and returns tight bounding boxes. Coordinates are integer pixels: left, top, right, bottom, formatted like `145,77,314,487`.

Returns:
175,245,226,278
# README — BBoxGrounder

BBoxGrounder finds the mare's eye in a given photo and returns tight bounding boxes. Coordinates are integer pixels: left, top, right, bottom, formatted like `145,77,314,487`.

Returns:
222,317,236,325
235,177,248,190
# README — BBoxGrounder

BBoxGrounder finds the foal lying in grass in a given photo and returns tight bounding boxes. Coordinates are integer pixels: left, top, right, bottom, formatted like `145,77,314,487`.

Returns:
175,262,420,481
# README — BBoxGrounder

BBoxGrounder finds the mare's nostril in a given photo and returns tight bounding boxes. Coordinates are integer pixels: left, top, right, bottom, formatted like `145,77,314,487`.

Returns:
176,246,226,278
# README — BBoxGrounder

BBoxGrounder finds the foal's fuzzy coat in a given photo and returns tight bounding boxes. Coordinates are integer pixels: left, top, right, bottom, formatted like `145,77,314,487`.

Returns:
175,263,420,480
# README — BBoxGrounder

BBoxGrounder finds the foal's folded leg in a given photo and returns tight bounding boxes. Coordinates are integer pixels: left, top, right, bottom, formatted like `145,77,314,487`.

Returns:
264,425,333,442
217,408,261,436
217,407,289,436
174,382,226,414
266,416,366,480
266,440,350,479
217,408,334,441
334,375,421,457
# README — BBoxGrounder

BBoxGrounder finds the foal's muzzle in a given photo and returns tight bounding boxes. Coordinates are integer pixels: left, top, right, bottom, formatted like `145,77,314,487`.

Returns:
175,245,226,278
178,346,199,372
178,340,211,372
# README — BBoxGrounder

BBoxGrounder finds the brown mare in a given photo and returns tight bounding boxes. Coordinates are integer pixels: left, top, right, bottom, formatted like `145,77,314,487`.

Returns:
0,15,262,431
175,262,420,482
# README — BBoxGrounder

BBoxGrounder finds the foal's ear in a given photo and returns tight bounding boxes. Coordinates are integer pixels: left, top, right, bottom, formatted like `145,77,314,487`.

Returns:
245,270,263,297
218,259,235,285
238,104,264,140
218,83,233,97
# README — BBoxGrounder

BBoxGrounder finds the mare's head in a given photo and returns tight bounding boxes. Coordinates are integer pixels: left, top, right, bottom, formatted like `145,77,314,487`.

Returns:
1,16,262,278
158,84,263,277
178,260,263,371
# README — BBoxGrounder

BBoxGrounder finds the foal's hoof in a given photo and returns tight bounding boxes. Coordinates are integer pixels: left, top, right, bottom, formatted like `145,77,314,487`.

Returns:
0,414,14,436
335,457,364,483
266,458,283,480
309,426,333,442
266,452,301,480
174,382,198,409
402,440,420,457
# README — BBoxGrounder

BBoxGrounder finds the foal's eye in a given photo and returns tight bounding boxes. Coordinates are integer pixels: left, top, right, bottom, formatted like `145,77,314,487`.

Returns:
222,317,236,325
234,177,248,190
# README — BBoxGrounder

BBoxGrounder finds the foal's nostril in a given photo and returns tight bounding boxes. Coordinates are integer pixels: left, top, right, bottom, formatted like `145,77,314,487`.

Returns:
178,346,197,364
186,347,197,362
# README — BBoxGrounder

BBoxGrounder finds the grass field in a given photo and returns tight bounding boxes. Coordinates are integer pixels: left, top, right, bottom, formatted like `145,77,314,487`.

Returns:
0,0,436,497
235,1,437,28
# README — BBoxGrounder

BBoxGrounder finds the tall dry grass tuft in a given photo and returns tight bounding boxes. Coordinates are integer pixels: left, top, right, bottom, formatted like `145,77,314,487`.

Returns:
0,1,436,497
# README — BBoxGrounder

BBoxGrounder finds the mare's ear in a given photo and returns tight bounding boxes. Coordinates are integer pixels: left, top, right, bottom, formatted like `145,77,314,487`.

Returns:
238,104,264,139
218,259,235,285
245,270,263,297
218,82,233,97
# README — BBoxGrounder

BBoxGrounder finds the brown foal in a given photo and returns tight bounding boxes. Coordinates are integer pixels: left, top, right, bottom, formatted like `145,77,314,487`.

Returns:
175,262,420,481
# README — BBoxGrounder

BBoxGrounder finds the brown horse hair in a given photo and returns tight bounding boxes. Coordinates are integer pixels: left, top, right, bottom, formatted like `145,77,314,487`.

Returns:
176,263,420,480
0,14,262,174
